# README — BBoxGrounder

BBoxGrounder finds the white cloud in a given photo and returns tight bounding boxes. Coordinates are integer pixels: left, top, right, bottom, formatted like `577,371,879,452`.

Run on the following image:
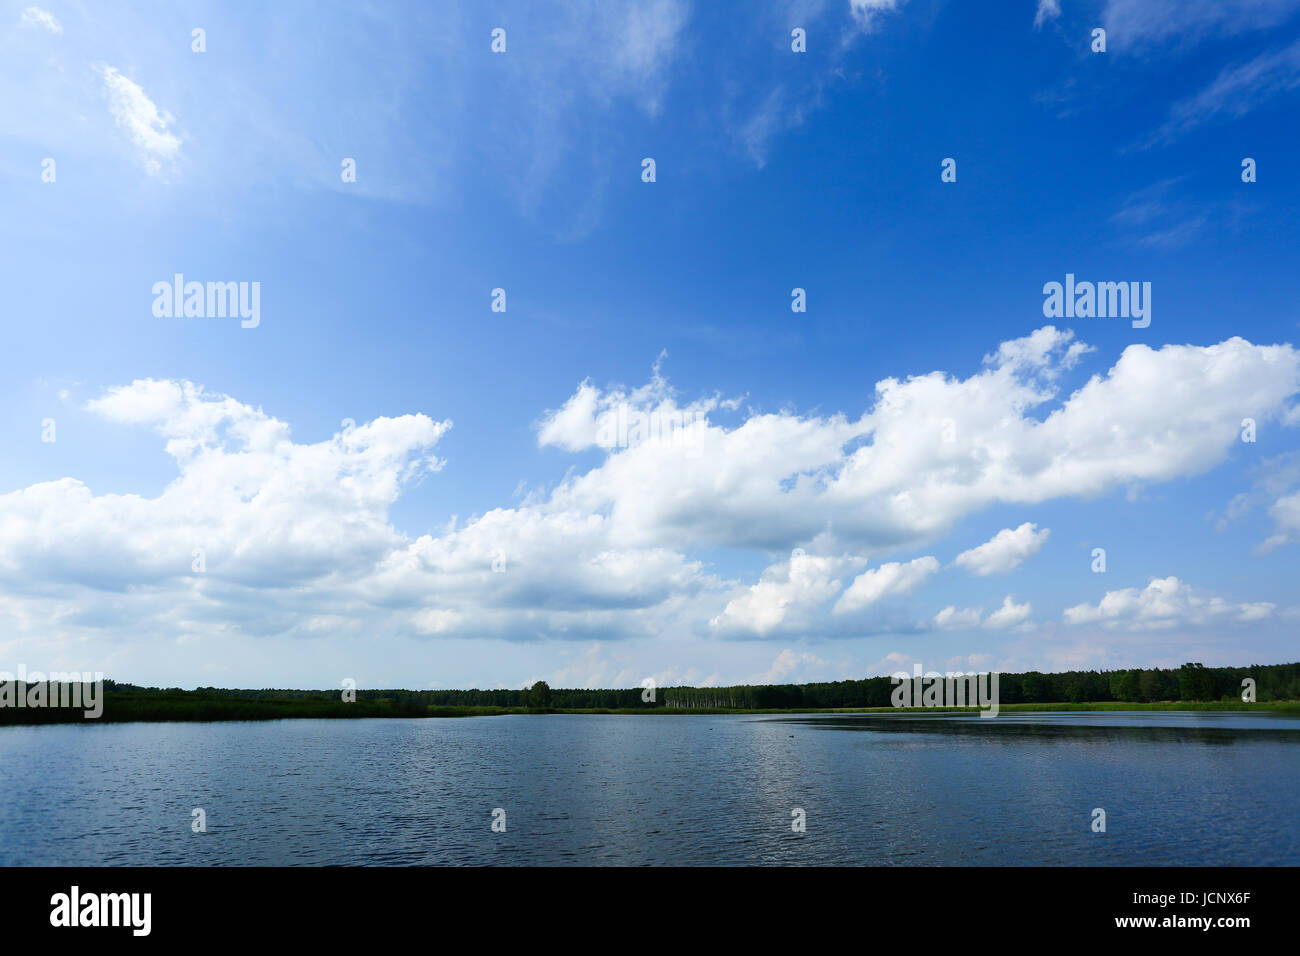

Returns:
1149,38,1300,145
1034,1,1061,29
533,642,709,690
849,0,906,32
933,605,983,630
544,329,1300,555
1237,602,1277,622
4,379,692,652
1109,178,1216,248
2,326,1298,662
0,380,450,596
954,522,1050,576
537,355,727,454
1262,489,1300,552
537,381,605,451
984,324,1093,376
711,550,858,635
834,556,939,614
722,0,901,170
734,85,811,170
983,595,1033,630
932,598,1033,631
480,0,688,230
750,648,834,684
1209,452,1300,552
1103,0,1299,49
1064,576,1276,630
599,0,689,114
19,6,61,32
96,65,181,177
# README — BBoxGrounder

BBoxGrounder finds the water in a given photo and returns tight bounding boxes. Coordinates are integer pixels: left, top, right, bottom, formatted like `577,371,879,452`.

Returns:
1,712,1297,865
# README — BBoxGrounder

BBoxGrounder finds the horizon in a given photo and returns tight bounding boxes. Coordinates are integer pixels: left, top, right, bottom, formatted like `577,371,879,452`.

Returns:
8,657,1299,695
4,0,1300,691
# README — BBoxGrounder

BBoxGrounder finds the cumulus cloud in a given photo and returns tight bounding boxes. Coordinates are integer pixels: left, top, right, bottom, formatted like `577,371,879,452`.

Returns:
983,595,1033,630
2,326,1298,655
1064,576,1276,630
711,550,858,635
954,523,1050,576
931,598,1032,631
544,328,1300,555
834,556,940,615
2,380,449,596
933,605,983,630
7,380,716,648
96,65,181,176
537,355,728,453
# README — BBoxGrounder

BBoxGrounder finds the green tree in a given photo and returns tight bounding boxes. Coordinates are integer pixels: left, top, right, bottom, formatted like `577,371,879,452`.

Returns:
1179,663,1214,701
1112,669,1140,701
1138,669,1164,702
1021,671,1049,702
527,680,552,709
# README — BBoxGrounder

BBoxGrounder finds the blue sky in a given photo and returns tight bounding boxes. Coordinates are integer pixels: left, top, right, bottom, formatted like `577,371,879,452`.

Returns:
2,0,1299,690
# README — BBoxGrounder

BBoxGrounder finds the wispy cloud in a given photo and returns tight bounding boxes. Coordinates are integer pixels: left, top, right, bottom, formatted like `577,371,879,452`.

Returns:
95,65,181,177
1147,38,1300,145
1110,178,1213,249
1103,0,1299,50
748,648,836,685
733,85,815,169
1215,452,1300,554
1034,0,1061,30
722,0,903,170
849,0,906,32
18,6,62,33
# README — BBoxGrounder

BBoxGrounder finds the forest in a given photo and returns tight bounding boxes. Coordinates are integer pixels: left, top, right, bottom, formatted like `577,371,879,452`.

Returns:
658,661,1300,710
1,661,1296,724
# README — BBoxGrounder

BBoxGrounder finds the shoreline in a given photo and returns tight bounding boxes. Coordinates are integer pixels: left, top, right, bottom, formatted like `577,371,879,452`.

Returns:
2,697,1298,726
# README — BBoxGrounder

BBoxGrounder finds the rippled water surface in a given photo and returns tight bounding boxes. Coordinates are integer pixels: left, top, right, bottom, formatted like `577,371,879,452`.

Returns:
1,712,1297,865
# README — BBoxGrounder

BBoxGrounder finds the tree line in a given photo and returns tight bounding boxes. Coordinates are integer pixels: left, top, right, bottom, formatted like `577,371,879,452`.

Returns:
96,660,1300,710
660,662,1300,710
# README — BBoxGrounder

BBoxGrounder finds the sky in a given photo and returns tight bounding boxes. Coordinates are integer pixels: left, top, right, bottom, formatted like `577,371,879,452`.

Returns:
1,0,1299,691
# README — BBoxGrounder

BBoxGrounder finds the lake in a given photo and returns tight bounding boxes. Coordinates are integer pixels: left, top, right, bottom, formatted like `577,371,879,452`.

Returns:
1,711,1297,865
